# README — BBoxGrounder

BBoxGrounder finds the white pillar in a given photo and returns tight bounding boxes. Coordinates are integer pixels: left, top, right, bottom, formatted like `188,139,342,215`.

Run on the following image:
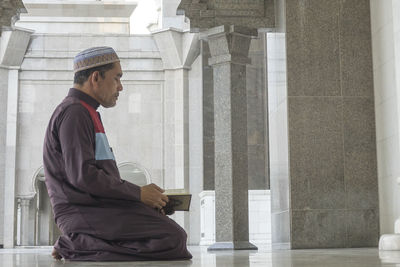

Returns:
19,197,32,246
152,28,199,233
1,27,32,248
3,67,19,248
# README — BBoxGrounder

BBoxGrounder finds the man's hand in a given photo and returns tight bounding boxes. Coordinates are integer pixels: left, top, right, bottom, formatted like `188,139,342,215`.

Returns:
140,183,169,210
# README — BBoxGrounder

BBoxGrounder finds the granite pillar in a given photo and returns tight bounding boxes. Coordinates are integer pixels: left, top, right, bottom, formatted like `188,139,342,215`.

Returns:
205,25,257,250
177,0,274,247
247,33,269,190
201,40,215,191
270,0,379,248
202,34,269,192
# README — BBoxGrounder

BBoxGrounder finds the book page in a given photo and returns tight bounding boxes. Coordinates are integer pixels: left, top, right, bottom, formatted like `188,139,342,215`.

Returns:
164,189,190,195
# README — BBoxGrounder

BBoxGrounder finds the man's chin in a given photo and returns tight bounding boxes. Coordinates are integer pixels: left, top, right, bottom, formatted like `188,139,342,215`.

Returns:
102,102,117,108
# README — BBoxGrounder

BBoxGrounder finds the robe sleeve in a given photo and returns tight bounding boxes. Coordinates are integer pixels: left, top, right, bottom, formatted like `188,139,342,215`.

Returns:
58,103,141,202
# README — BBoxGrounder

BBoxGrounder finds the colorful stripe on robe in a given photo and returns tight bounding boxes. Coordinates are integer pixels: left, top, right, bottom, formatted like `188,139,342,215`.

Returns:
80,100,115,161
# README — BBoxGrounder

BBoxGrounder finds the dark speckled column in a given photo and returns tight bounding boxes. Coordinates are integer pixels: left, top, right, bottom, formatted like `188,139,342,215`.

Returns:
277,0,379,248
205,25,258,250
201,40,215,191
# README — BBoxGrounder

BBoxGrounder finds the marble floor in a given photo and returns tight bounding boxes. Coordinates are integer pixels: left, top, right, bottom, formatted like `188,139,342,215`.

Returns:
1,245,400,267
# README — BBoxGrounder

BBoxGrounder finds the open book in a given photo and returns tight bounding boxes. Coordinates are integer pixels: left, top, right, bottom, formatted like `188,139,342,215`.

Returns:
164,189,192,212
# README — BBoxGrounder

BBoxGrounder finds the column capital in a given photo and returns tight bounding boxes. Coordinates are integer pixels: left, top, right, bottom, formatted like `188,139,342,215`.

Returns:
0,0,26,32
205,25,258,39
17,197,33,207
203,25,257,66
0,27,33,67
152,28,200,70
177,0,275,31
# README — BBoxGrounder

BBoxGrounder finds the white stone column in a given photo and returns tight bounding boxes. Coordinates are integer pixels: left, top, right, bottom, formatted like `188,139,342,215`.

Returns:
3,67,19,248
152,28,199,231
0,66,8,247
1,27,33,248
18,197,32,246
160,0,189,30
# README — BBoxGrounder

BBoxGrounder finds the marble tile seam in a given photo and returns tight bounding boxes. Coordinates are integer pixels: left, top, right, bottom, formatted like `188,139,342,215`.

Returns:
371,22,391,36
371,54,395,71
272,210,290,214
375,133,400,144
339,78,347,212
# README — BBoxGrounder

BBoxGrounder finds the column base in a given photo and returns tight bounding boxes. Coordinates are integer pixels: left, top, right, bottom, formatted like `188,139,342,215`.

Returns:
379,234,400,250
379,234,400,264
207,241,258,251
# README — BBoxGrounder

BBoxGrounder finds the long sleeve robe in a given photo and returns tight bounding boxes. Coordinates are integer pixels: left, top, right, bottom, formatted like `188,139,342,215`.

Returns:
43,88,192,261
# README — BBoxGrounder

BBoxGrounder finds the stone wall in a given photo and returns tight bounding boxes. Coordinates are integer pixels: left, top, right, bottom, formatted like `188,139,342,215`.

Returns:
16,34,166,195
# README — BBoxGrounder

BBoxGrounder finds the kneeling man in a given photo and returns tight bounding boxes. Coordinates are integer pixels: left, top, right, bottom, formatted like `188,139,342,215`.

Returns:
43,47,192,261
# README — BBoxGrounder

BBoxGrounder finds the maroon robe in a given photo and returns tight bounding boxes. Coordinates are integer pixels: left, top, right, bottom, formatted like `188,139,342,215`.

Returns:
43,88,192,261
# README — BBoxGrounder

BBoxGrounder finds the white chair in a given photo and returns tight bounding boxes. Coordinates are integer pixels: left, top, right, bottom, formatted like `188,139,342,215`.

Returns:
117,161,151,186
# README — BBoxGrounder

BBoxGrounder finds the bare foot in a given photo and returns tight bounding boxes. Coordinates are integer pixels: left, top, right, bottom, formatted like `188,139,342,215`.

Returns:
52,248,62,260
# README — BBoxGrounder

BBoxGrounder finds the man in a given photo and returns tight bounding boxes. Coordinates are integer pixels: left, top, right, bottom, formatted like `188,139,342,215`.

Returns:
43,47,192,261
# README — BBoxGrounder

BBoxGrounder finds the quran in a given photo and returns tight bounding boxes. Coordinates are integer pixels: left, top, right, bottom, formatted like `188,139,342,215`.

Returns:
164,189,192,212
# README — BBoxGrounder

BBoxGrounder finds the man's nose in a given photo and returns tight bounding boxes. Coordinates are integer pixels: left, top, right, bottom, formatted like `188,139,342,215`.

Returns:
118,83,123,92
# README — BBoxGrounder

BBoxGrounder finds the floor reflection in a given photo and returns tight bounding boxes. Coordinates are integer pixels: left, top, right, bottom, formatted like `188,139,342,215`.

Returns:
379,250,400,265
212,250,253,267
0,246,397,267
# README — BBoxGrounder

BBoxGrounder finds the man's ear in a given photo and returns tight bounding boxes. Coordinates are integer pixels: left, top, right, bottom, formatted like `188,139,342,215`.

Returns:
92,71,99,83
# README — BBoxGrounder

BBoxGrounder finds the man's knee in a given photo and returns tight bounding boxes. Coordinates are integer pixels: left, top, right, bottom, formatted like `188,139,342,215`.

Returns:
164,224,191,259
165,221,188,247
175,225,187,244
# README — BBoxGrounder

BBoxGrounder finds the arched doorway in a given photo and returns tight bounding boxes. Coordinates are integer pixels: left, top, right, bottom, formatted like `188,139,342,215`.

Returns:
19,163,151,246
117,161,151,186
32,166,61,246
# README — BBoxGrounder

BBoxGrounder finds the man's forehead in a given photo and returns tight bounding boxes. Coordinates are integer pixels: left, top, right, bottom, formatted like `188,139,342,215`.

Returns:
110,62,123,77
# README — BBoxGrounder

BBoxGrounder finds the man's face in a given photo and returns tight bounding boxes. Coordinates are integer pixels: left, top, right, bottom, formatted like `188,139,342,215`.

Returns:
94,62,123,108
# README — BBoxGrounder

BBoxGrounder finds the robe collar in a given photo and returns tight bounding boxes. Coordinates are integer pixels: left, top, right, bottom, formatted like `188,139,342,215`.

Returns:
68,88,100,110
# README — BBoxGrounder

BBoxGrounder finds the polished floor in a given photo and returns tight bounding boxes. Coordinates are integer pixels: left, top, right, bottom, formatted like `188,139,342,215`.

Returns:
1,245,399,267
